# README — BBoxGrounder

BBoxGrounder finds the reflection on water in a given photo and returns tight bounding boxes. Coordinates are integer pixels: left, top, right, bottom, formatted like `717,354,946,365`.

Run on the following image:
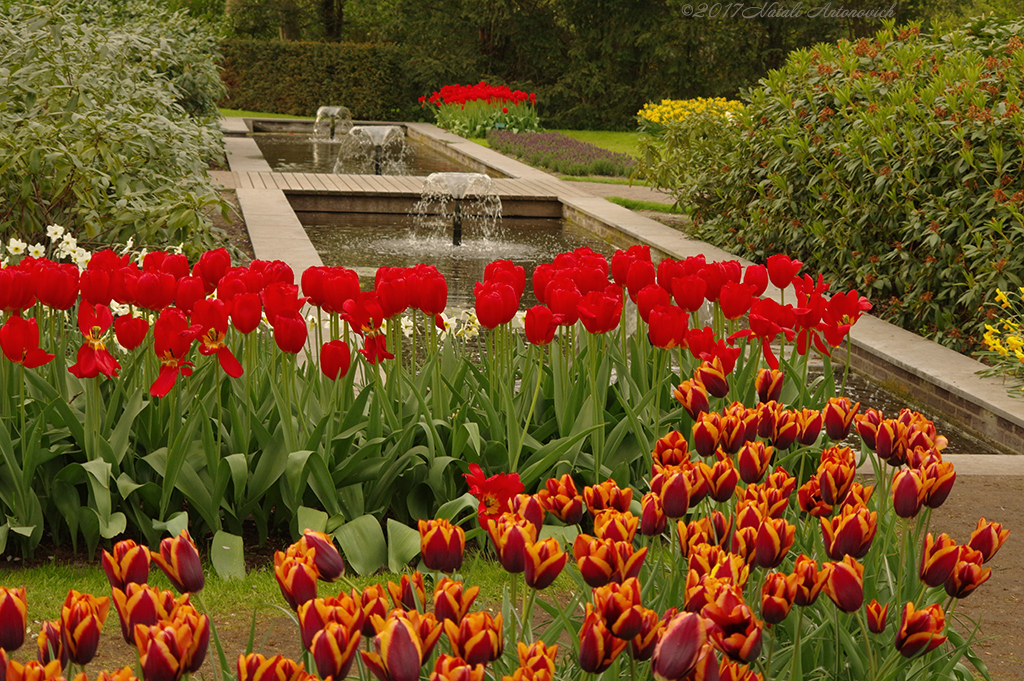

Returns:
253,134,479,176
305,214,613,310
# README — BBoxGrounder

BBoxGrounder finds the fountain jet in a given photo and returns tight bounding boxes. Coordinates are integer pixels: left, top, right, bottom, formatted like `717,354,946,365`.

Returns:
413,173,502,246
312,106,353,140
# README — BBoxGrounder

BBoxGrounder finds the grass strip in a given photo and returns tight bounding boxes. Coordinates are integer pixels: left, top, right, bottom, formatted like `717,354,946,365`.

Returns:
605,196,688,214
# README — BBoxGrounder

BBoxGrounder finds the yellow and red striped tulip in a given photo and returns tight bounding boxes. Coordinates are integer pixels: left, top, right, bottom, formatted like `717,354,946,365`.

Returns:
390,609,443,659
593,510,638,543
361,615,424,681
578,604,627,673
652,467,692,519
763,466,796,497
237,653,312,681
866,599,888,634
433,578,479,624
797,407,823,446
593,578,644,639
797,477,833,518
718,658,760,681
274,550,319,611
101,540,150,591
486,514,537,574
919,533,959,588
854,408,883,450
443,611,503,666
572,535,615,587
297,591,364,650
299,530,345,582
944,546,991,598
841,482,874,509
166,600,209,675
692,413,722,459
707,457,739,504
760,572,796,625
639,493,667,536
311,621,361,680
360,584,390,636
754,368,783,404
730,527,758,566
894,602,947,657
673,379,710,420
816,452,855,506
629,607,663,661
419,519,466,573
822,555,864,613
134,621,190,681
428,655,484,681
523,537,567,590
754,517,795,570
111,584,179,644
736,441,773,485
695,358,729,398
387,572,427,612
60,590,110,666
968,518,1009,563
511,494,545,534
891,468,929,518
535,474,584,525
702,586,763,663
36,620,67,669
583,479,632,514
652,430,691,470
770,409,800,450
920,460,956,509
822,397,859,440
651,611,710,680
0,586,28,652
875,419,910,466
717,413,747,455
5,659,66,681
516,641,558,674
820,504,877,560
94,667,141,681
790,554,826,607
151,530,204,594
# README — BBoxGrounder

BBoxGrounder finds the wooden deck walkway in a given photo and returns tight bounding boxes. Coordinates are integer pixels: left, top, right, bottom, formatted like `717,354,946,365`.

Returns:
211,171,591,200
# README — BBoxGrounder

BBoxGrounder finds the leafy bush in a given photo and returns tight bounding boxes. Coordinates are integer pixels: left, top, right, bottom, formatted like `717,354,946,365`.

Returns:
218,39,416,121
420,82,540,138
487,130,636,177
0,0,228,257
636,18,1024,353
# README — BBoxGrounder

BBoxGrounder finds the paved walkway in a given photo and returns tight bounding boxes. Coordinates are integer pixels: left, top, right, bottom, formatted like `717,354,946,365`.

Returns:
560,180,676,204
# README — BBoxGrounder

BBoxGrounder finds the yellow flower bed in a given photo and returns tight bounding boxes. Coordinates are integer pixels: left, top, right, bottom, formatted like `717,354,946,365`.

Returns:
980,287,1024,392
637,97,744,124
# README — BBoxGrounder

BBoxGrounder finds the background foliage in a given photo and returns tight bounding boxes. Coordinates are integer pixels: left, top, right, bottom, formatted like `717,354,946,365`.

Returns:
0,0,228,257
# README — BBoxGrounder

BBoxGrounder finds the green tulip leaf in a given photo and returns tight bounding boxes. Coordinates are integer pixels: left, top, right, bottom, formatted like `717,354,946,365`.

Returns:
386,519,421,573
334,515,386,576
211,530,246,581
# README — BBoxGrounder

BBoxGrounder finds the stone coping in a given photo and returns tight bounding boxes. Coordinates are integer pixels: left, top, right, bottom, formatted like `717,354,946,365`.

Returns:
221,118,1024,458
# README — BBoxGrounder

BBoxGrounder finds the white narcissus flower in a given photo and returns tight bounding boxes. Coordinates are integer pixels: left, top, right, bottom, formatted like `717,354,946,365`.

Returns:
61,233,77,250
28,244,46,258
121,237,134,254
73,248,91,267
7,238,26,255
435,311,454,336
400,316,414,337
512,310,527,330
110,302,131,316
46,224,65,240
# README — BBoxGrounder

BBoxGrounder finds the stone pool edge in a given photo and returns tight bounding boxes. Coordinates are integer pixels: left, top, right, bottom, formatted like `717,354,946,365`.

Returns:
220,117,1024,463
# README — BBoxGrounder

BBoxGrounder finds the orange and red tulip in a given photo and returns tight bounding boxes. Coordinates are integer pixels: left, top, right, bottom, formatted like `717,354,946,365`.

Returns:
651,611,710,680
652,431,690,470
841,482,874,509
583,479,632,514
443,611,503,666
486,514,537,574
151,530,204,594
653,468,692,519
523,538,567,591
60,590,110,666
822,397,859,440
94,667,141,681
433,578,479,624
816,449,855,505
736,441,773,485
237,653,311,681
387,572,427,612
428,655,484,681
797,477,833,518
770,409,799,450
0,586,28,652
390,609,442,660
629,607,663,661
311,621,362,680
296,592,365,650
516,641,558,675
692,413,722,459
707,457,739,504
891,468,929,518
578,605,627,673
894,602,947,657
535,474,583,525
593,578,644,639
359,584,390,636
820,504,877,560
299,530,345,582
866,599,888,634
797,408,823,446
5,660,65,681
968,518,1009,563
274,550,319,611
640,492,667,536
854,408,884,451
593,510,638,543
919,533,959,588
362,615,425,681
760,572,796,625
419,519,466,573
754,368,783,404
511,494,545,535
920,460,956,509
111,584,179,644
673,379,710,420
36,620,67,669
790,554,826,607
134,621,189,681
754,517,795,570
101,540,150,591
944,546,991,599
572,535,615,588
702,586,763,663
695,358,730,398
822,555,864,613
166,600,210,675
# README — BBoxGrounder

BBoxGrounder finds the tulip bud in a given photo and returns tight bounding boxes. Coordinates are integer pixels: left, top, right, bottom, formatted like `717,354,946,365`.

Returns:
695,358,729,399
362,616,425,681
639,493,667,536
761,572,796,625
151,530,204,594
673,380,710,420
60,590,110,666
754,368,784,404
822,397,860,440
754,517,795,569
0,586,28,652
387,572,427,612
822,555,864,613
866,599,888,634
593,578,644,639
583,479,632,514
944,546,991,599
919,533,959,588
444,612,503,666
790,554,826,607
101,540,151,591
967,518,1009,563
736,441,773,484
894,602,947,657
578,605,628,673
891,468,929,518
650,612,709,680
419,519,466,573
535,474,584,525
487,514,537,574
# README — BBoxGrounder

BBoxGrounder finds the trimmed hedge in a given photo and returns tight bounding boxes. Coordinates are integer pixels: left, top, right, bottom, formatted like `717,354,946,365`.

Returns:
219,39,417,121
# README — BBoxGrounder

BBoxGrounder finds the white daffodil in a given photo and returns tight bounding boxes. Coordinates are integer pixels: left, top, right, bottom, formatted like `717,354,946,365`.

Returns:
110,302,131,316
60,233,77,250
46,224,65,240
73,248,91,267
136,248,148,266
121,237,134,254
512,310,527,330
435,311,454,336
400,316,415,337
7,238,26,255
28,243,46,258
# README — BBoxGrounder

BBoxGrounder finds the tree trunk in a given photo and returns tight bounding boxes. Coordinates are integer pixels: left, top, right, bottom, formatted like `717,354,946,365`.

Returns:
320,0,344,41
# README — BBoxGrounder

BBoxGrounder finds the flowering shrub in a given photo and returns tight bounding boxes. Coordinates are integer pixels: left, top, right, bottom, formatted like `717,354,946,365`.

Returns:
635,19,1024,353
979,286,1024,394
420,82,540,138
486,131,636,177
638,97,744,126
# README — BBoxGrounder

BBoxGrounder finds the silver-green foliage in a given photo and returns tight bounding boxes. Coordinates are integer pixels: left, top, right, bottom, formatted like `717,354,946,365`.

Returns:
0,0,228,256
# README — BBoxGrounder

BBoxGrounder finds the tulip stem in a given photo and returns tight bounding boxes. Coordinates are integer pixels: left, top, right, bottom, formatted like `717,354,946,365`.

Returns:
510,571,520,643
834,606,841,681
521,585,538,643
196,591,230,681
855,609,877,678
513,347,543,473
788,607,804,681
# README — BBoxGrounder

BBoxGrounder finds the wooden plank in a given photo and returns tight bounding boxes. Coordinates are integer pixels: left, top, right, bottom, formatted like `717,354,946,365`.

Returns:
292,174,316,191
346,175,376,193
308,174,335,191
360,174,392,193
248,173,268,190
233,172,254,189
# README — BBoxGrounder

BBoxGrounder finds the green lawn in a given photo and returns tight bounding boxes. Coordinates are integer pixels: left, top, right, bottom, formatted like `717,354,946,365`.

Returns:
219,108,313,119
549,130,640,156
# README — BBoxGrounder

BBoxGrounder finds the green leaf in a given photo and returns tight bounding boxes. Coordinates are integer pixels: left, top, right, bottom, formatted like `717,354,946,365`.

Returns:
334,515,386,576
211,530,246,581
297,506,329,534
152,512,189,538
386,519,421,573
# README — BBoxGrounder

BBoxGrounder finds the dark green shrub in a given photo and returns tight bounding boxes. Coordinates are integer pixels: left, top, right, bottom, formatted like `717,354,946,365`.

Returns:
219,39,417,120
638,18,1024,352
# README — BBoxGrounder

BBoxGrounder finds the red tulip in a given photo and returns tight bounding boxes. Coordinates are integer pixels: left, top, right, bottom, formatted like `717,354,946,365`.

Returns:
174,276,206,314
273,312,308,354
866,599,888,634
636,284,671,324
68,302,120,379
0,586,28,651
648,304,688,349
766,254,802,290
193,298,243,377
231,292,263,333
152,529,205,594
1,315,55,369
524,305,559,345
474,280,518,329
114,315,150,351
150,308,201,397
577,289,622,334
35,262,79,310
194,248,231,292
